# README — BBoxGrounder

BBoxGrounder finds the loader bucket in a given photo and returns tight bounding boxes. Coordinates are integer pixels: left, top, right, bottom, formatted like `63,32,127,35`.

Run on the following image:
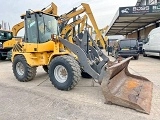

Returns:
101,57,153,114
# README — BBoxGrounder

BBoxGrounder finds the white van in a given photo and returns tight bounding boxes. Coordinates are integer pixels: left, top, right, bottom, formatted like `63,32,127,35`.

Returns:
143,27,160,57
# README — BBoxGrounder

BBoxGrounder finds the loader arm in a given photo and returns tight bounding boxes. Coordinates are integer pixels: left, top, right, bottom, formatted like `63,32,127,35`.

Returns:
12,21,24,36
60,3,106,49
41,2,57,15
95,25,109,46
60,29,109,82
79,15,87,32
61,15,88,39
79,16,93,36
82,3,106,49
59,37,100,80
86,24,93,36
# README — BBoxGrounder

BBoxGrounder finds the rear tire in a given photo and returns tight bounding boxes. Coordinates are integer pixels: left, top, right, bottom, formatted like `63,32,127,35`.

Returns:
42,65,48,73
49,55,81,91
143,50,147,57
134,55,139,60
0,53,7,60
12,55,37,82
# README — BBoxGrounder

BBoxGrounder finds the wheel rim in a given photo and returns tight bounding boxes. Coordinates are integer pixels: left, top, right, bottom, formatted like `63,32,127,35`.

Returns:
54,65,68,83
16,62,25,76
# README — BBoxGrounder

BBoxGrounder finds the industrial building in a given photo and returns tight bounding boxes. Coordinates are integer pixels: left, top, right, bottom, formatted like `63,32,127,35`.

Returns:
106,0,160,41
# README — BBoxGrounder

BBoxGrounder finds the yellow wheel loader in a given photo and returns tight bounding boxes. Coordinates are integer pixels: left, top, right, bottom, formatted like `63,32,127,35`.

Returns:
12,9,153,114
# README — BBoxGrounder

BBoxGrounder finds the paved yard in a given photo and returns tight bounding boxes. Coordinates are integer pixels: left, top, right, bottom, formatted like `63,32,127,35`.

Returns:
0,53,160,120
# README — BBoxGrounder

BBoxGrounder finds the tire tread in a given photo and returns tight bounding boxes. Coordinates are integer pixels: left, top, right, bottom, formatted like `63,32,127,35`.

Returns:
12,55,37,82
49,55,81,91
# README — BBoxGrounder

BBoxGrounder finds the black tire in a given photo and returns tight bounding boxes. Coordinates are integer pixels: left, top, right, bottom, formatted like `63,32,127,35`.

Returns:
143,50,147,57
49,55,81,91
134,55,139,60
0,53,7,60
12,55,37,82
42,65,48,73
81,71,92,78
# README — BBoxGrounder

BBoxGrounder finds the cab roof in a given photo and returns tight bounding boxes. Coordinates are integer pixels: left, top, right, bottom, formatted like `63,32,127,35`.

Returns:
21,10,59,18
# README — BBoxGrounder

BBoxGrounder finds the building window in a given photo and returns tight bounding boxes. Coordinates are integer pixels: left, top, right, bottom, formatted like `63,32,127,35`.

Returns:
149,0,156,5
140,0,146,5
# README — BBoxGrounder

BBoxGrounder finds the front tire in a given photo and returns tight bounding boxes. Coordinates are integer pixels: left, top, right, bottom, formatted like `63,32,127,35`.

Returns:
134,55,139,60
12,55,37,82
49,55,81,91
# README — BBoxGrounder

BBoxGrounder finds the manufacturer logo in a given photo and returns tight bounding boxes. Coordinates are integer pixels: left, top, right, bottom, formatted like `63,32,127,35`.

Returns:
121,8,129,13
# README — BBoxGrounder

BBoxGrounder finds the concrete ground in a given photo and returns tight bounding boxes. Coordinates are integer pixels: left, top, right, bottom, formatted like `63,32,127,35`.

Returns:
0,52,160,120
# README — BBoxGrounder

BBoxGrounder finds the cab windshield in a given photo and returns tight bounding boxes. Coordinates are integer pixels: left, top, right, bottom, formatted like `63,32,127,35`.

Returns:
38,14,59,43
26,13,59,43
38,14,59,35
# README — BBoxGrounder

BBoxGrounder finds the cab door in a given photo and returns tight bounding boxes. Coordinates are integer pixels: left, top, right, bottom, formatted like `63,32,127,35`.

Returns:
23,13,39,53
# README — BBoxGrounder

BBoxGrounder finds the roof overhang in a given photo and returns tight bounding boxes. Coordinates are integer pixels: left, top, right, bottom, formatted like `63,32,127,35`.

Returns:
106,4,160,36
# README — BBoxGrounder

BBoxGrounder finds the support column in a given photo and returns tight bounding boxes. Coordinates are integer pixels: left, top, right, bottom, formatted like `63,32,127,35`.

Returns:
137,30,140,41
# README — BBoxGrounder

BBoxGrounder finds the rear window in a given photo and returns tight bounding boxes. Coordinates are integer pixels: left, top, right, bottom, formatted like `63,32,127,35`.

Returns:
119,39,137,48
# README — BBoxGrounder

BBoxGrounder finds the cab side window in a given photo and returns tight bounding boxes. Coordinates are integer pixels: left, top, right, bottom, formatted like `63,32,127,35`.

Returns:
26,15,38,43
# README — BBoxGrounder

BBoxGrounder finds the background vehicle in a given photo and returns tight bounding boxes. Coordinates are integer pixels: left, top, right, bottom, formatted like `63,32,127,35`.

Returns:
143,27,160,57
113,38,139,60
0,30,13,60
11,4,152,114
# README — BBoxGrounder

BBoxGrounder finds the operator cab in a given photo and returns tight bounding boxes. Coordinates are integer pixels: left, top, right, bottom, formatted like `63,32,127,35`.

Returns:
21,11,59,44
0,30,13,48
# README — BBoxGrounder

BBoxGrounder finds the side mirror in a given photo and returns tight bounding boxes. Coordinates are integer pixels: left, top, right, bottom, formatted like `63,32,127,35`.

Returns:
26,11,31,18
